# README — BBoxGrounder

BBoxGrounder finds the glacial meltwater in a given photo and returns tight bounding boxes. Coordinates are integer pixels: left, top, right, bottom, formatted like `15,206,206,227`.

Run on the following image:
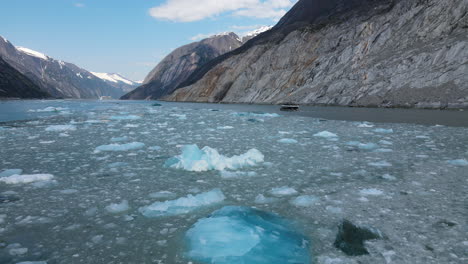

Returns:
0,100,467,264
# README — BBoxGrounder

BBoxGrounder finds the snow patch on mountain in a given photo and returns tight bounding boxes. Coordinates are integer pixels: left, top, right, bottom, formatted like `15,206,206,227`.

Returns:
243,26,273,38
16,47,49,60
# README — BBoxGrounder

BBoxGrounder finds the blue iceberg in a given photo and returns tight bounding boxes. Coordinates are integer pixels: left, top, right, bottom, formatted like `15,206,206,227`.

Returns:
184,206,311,264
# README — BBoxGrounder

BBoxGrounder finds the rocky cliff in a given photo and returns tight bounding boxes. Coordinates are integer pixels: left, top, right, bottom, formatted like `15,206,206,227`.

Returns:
0,57,50,99
121,33,243,100
166,0,468,109
0,36,131,99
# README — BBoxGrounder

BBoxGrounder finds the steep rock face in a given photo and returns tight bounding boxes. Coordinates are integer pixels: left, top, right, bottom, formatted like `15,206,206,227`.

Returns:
167,0,468,109
0,37,128,99
121,33,243,100
0,57,50,99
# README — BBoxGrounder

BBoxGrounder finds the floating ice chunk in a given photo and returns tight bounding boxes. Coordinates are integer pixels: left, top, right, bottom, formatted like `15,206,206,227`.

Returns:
149,146,162,151
368,161,392,167
447,159,468,166
235,112,280,118
140,189,225,217
357,122,374,128
291,195,319,207
220,170,257,179
270,186,298,197
382,174,397,181
0,169,23,177
149,191,176,199
314,131,338,138
16,261,48,264
254,194,278,204
346,141,378,150
29,107,68,112
0,174,54,184
326,206,343,214
359,189,384,196
217,126,234,130
184,206,310,264
9,247,28,256
111,136,129,142
94,142,145,152
45,125,76,132
170,114,187,120
278,138,298,144
105,200,130,214
164,145,264,172
379,140,393,145
374,148,393,153
374,128,394,134
110,115,141,120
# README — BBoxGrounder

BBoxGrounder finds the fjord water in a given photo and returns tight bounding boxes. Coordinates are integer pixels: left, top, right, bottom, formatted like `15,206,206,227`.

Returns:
0,100,467,264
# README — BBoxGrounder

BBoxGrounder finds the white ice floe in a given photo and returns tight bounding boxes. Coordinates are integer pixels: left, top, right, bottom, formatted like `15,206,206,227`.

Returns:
270,186,298,197
447,159,468,166
139,189,225,217
278,138,298,144
346,141,378,150
290,195,319,207
368,161,392,167
105,200,130,214
217,126,234,130
0,174,54,184
94,142,145,153
45,125,76,132
313,131,338,139
164,145,264,172
357,122,375,128
374,128,394,133
110,115,141,120
359,188,384,196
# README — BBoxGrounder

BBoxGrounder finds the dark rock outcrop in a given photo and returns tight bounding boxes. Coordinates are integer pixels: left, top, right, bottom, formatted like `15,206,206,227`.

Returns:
121,33,243,100
0,57,50,99
166,0,468,109
334,219,383,256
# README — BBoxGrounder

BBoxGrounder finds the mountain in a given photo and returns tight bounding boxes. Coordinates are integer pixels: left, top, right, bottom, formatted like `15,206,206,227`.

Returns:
91,72,140,93
121,32,243,100
241,26,273,43
0,36,132,99
166,0,468,109
0,57,50,99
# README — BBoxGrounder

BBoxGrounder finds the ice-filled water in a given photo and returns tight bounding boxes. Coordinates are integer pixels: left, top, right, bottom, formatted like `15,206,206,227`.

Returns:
0,100,467,264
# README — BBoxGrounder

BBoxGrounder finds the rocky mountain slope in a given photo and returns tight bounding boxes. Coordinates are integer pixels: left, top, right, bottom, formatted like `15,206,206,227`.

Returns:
0,36,132,99
121,32,244,100
0,57,50,99
166,0,468,109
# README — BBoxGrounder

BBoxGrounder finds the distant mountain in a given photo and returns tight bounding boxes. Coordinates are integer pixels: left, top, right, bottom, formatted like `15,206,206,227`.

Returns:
121,32,244,100
0,57,50,99
91,72,140,93
0,36,132,99
241,26,273,43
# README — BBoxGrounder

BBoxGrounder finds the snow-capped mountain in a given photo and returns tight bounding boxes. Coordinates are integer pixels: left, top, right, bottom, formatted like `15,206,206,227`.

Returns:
0,36,133,99
241,26,273,42
91,72,140,93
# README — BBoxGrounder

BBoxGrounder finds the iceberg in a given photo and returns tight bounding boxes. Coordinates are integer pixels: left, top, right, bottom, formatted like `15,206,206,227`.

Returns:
447,159,468,166
291,195,319,207
278,138,298,144
314,131,338,138
94,142,145,152
45,125,76,132
0,174,54,184
140,189,225,217
164,145,264,172
270,186,298,197
184,206,311,264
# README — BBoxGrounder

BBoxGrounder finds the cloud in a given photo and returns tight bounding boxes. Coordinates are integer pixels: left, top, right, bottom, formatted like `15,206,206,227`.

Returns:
74,3,85,8
149,0,297,22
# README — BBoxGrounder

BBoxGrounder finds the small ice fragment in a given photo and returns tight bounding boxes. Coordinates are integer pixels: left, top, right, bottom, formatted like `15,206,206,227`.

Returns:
110,115,141,120
149,191,176,199
235,112,280,117
16,262,47,264
374,128,394,133
447,159,468,166
254,194,278,204
111,136,129,142
359,189,384,196
326,206,343,214
0,174,54,184
164,145,264,172
278,138,298,144
0,169,23,177
140,189,225,217
9,247,28,255
30,106,68,112
220,171,257,179
94,142,145,152
45,125,76,132
217,126,234,130
149,146,162,151
60,189,78,195
91,235,103,244
382,174,397,181
368,161,392,167
291,195,319,207
346,141,378,150
313,131,338,138
270,186,298,197
357,122,374,128
105,200,130,214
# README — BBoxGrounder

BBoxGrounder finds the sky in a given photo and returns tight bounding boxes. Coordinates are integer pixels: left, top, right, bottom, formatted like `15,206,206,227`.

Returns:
0,0,297,81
